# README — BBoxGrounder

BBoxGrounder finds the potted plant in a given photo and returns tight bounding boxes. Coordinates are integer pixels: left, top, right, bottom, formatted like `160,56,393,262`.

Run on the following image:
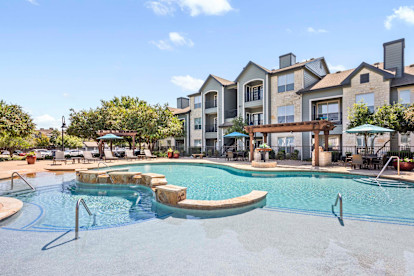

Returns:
173,150,180,158
393,157,414,171
26,151,36,165
256,143,272,152
167,148,173,158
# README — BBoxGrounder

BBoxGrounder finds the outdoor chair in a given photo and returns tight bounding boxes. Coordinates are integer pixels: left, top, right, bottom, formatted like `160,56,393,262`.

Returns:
125,150,139,160
144,149,157,159
350,154,364,169
104,150,119,162
53,151,67,165
226,151,234,161
83,151,99,163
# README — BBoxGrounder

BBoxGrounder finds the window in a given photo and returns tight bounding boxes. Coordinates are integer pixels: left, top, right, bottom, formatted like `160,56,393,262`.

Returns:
246,113,263,125
400,90,411,106
356,136,375,147
194,96,201,109
194,139,202,147
317,101,340,121
277,137,294,153
278,73,294,92
167,140,171,146
360,73,369,84
356,93,374,113
400,133,410,148
245,85,262,102
277,105,294,123
194,118,201,130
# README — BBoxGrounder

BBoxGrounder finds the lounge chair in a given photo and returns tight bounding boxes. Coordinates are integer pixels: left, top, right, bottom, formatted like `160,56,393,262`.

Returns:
53,151,67,165
35,151,44,160
125,150,138,160
104,150,118,162
226,151,234,161
350,154,364,169
144,149,157,159
83,151,99,163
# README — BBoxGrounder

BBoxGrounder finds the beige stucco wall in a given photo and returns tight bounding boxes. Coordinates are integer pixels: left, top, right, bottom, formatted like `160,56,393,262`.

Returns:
269,69,304,149
189,95,202,147
342,67,391,147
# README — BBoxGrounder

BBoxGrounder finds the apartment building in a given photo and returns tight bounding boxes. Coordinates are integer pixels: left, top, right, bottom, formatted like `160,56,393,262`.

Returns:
177,38,414,158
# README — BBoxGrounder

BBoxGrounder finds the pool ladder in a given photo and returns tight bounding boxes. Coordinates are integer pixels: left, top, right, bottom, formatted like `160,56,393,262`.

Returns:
376,156,400,180
75,198,93,240
97,161,114,184
331,193,343,221
10,172,36,191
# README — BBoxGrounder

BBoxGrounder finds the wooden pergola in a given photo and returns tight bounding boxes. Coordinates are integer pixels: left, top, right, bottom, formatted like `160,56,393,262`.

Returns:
244,120,336,166
97,130,139,150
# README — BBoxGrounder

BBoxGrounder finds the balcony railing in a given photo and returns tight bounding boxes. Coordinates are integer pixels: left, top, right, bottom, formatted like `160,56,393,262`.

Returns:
247,120,263,126
205,99,217,109
245,91,262,102
205,124,218,132
313,112,342,124
225,109,238,119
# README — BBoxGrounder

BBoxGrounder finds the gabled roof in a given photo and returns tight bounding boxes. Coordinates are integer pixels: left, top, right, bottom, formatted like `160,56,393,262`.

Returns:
168,106,191,115
234,61,272,81
341,62,395,85
297,69,354,94
188,74,234,97
271,57,328,77
391,64,414,88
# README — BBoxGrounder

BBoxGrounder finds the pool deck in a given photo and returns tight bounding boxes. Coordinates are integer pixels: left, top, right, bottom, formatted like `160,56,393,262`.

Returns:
1,207,413,275
1,158,413,183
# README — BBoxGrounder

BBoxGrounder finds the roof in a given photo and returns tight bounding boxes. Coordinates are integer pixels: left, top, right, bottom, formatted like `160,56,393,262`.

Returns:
210,74,234,86
168,106,191,115
391,64,414,88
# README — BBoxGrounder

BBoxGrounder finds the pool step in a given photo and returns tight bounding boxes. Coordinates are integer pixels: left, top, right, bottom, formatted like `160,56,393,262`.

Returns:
355,178,414,188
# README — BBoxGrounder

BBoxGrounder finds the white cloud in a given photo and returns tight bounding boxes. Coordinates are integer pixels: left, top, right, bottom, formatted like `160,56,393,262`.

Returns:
328,63,347,73
385,6,414,30
150,40,173,50
145,1,175,16
26,0,39,5
62,93,70,98
145,0,233,16
34,114,60,129
150,32,194,50
307,27,328,34
169,32,194,47
171,75,204,92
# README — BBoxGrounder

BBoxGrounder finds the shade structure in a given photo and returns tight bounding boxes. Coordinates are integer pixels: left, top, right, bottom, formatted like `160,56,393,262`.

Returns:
97,134,123,140
223,132,249,138
345,124,395,134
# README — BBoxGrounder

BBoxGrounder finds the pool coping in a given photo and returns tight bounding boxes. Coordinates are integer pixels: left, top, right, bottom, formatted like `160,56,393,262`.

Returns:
0,197,23,221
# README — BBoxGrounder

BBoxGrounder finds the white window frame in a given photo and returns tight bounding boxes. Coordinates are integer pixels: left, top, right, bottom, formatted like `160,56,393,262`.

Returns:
278,73,294,92
400,133,411,148
316,100,340,122
246,112,263,125
194,139,202,147
194,96,201,109
194,117,202,130
399,90,411,106
245,84,263,102
277,105,294,123
355,93,374,113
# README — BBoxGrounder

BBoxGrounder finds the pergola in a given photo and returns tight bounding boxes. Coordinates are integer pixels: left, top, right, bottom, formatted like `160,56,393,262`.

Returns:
97,130,139,149
244,120,336,166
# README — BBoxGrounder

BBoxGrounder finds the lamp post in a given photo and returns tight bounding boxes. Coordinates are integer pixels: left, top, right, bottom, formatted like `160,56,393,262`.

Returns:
61,116,66,152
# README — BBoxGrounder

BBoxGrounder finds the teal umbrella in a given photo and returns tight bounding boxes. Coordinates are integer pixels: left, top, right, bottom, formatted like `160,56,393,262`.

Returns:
346,124,394,155
97,134,123,140
223,132,249,138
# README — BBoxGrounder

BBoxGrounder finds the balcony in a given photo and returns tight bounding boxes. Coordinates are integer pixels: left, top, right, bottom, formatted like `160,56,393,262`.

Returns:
205,99,217,109
247,120,263,126
225,109,237,119
245,91,262,102
205,124,218,133
313,112,342,125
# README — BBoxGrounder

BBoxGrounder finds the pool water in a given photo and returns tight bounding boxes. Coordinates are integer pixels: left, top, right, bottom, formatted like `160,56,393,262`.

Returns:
1,163,414,232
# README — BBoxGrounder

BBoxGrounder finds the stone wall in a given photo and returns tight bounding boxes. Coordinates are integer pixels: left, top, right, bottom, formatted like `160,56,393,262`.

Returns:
189,95,202,147
342,67,391,147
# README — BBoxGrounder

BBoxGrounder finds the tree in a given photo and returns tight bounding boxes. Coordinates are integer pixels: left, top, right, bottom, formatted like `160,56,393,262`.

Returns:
35,134,50,147
49,129,61,146
0,133,31,157
225,116,247,135
55,135,83,148
0,100,35,137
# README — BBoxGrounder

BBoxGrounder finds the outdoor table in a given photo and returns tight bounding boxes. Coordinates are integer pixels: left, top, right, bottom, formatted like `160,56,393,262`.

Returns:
236,152,245,161
362,155,379,169
72,157,84,164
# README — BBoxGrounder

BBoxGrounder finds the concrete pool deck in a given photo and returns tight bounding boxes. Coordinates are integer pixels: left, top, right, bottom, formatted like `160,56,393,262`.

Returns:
1,158,414,183
1,207,413,275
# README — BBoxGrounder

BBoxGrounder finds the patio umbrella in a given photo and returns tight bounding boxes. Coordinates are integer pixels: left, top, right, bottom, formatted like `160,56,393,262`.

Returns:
223,132,249,138
97,134,123,153
345,124,394,154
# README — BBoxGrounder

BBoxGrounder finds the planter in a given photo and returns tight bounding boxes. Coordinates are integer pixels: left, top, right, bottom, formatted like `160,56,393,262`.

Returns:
167,152,173,158
26,156,36,165
173,153,180,158
393,161,414,171
255,148,272,152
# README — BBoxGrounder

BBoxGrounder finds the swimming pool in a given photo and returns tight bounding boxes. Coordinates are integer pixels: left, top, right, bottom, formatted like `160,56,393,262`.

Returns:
1,163,414,232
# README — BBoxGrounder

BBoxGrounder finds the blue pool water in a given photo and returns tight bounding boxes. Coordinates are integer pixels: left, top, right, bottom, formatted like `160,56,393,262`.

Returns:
1,163,414,232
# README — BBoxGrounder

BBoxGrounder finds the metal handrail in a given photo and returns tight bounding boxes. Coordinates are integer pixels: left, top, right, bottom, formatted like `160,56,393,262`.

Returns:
75,198,92,240
10,172,35,191
97,161,114,183
376,156,400,180
332,193,343,221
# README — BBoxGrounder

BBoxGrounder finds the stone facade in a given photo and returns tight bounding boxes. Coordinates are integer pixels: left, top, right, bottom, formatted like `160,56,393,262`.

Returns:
342,67,391,147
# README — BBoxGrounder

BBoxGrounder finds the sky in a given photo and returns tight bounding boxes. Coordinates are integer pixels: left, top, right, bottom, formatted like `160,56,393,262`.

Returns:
1,0,414,129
